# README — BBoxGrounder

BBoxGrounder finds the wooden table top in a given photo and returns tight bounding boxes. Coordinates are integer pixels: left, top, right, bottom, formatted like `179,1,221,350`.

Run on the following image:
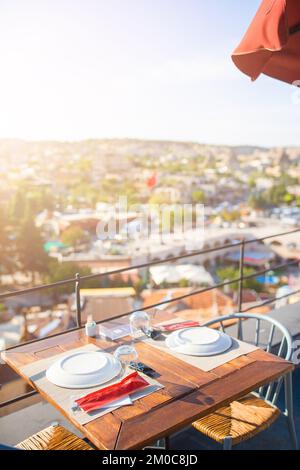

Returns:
3,327,294,450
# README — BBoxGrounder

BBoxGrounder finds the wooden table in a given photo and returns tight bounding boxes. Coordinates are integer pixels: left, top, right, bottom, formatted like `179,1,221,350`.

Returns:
3,328,293,450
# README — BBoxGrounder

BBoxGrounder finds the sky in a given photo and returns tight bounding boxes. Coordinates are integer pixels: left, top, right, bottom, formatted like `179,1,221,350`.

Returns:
0,0,299,147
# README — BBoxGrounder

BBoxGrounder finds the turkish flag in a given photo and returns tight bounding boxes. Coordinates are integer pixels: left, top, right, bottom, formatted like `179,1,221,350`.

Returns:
147,173,157,188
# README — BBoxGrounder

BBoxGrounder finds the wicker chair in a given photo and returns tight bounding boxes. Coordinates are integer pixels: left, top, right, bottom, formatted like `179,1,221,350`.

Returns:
16,424,93,450
192,313,298,450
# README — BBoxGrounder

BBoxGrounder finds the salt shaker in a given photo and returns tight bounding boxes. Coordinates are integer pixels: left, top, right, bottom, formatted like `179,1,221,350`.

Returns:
85,315,98,337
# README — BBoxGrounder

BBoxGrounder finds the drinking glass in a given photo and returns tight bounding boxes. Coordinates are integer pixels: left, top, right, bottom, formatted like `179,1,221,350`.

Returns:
114,345,138,372
129,311,151,340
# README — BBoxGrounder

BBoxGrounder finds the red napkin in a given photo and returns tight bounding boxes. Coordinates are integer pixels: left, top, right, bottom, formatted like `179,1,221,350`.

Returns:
160,320,200,332
75,372,149,413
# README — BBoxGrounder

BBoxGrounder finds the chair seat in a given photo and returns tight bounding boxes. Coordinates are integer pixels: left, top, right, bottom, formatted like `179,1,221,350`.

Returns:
16,425,93,450
192,394,280,446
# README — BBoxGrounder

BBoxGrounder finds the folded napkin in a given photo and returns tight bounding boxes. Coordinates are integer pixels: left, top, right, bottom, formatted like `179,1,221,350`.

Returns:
76,372,149,413
160,320,200,332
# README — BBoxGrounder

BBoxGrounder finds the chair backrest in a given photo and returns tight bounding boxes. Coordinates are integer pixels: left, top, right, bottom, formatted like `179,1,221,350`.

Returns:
203,313,293,406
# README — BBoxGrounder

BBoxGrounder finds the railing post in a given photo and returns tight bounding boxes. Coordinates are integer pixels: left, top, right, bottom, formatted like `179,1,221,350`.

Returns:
237,238,245,311
237,239,245,340
75,273,82,327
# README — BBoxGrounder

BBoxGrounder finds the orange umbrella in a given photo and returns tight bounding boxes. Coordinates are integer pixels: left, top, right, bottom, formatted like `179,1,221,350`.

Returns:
232,0,300,84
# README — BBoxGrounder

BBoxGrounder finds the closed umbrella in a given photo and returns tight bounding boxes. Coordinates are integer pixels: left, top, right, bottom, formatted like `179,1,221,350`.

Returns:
232,0,300,84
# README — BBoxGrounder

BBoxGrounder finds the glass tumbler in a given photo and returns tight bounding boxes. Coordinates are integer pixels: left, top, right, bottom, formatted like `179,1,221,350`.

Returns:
113,345,138,372
129,311,151,340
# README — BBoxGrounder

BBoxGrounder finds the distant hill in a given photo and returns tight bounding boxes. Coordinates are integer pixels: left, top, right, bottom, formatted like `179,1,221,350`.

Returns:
0,138,296,163
231,145,268,155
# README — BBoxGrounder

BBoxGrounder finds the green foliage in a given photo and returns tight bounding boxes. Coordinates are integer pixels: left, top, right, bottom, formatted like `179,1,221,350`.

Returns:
26,189,55,214
217,266,263,292
47,260,91,283
0,303,7,323
0,208,16,275
67,182,100,207
263,175,297,206
248,178,257,189
266,183,287,206
10,184,54,223
192,190,205,204
16,214,49,282
248,193,267,209
100,178,139,205
133,278,147,295
283,193,294,204
45,260,96,294
178,278,189,288
75,158,92,175
148,193,171,205
248,174,298,208
0,307,7,323
45,261,139,295
278,173,298,186
220,209,241,222
61,226,89,248
108,247,122,255
9,188,25,223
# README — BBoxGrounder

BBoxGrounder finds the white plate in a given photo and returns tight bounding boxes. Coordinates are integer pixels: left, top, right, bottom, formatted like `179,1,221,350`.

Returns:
165,327,232,356
46,351,122,389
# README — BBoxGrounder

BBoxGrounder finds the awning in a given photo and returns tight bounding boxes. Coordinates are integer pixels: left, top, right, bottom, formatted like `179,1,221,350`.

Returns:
149,264,214,285
232,0,300,84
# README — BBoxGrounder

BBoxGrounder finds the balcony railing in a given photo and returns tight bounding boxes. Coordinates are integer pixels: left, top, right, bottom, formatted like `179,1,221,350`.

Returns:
1,227,300,410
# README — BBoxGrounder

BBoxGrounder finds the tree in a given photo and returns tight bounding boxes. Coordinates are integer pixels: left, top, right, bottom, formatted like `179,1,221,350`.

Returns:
248,193,266,209
149,193,171,205
68,182,100,207
0,208,15,276
192,190,205,204
45,260,97,295
9,187,26,224
220,209,241,223
0,303,8,323
133,278,146,296
10,184,54,223
248,178,256,189
278,173,297,186
100,178,139,205
61,226,89,249
27,188,55,214
16,214,49,283
265,183,286,206
283,193,294,204
179,278,189,288
217,266,263,292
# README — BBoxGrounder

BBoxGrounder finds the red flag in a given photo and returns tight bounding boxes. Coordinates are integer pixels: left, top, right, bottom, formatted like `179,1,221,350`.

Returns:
147,173,157,188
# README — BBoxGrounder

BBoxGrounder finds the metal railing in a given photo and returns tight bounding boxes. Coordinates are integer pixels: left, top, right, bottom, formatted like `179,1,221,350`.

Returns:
1,227,300,409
